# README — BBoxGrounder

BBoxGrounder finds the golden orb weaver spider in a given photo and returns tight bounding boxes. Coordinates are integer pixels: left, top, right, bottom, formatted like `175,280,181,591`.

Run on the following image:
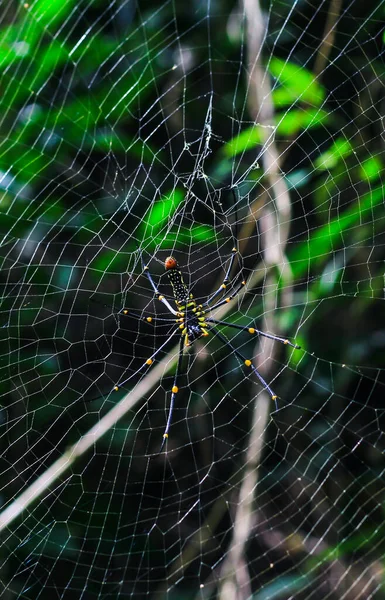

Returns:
112,246,300,454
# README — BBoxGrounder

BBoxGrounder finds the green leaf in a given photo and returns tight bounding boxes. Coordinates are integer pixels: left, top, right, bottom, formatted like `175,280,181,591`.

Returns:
315,137,353,170
0,0,76,63
85,130,158,163
269,57,326,107
359,156,382,182
290,184,385,277
0,22,32,69
149,224,218,251
89,248,135,275
277,107,329,136
222,108,329,158
0,145,54,182
139,189,185,240
222,126,263,158
29,0,77,29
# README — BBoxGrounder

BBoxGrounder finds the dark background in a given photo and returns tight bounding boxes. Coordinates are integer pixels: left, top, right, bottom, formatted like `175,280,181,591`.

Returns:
0,0,384,598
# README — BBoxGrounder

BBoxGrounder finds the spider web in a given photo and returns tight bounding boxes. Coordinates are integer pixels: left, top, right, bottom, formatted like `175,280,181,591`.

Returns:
0,0,384,598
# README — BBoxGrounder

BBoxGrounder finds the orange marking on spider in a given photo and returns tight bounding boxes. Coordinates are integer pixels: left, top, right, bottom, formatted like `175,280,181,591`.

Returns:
165,256,178,270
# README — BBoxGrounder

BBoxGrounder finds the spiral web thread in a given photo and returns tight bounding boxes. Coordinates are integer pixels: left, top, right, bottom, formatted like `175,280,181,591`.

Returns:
0,1,384,598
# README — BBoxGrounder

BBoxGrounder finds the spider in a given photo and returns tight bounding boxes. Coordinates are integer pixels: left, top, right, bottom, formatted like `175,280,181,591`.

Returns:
112,248,301,453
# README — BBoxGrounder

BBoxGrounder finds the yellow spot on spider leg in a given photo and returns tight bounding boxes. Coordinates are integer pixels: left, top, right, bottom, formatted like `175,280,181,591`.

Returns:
284,339,289,344
248,328,255,334
123,310,128,315
143,265,149,271
179,324,184,329
114,386,119,391
158,295,164,301
163,433,169,439
243,360,278,401
242,281,246,285
146,317,153,323
225,297,231,303
146,358,153,365
172,386,179,393
232,247,237,252
221,284,226,289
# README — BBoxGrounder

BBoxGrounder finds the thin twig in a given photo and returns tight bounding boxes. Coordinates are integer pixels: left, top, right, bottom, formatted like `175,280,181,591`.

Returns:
313,0,343,77
218,0,292,597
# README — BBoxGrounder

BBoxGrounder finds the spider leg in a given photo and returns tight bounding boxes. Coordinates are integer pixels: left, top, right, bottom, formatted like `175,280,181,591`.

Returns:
210,327,279,409
120,309,176,325
207,318,301,349
205,277,246,312
141,255,178,316
204,247,238,306
112,327,179,391
204,187,248,309
158,335,185,454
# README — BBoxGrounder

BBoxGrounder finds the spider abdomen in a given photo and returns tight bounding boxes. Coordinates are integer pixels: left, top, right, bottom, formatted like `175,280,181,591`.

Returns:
177,301,209,345
165,256,209,344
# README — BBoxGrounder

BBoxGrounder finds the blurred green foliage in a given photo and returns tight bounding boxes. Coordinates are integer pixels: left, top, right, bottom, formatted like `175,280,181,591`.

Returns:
0,1,384,599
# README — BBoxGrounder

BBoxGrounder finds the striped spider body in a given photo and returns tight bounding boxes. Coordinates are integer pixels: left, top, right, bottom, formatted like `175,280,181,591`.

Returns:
165,256,209,346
